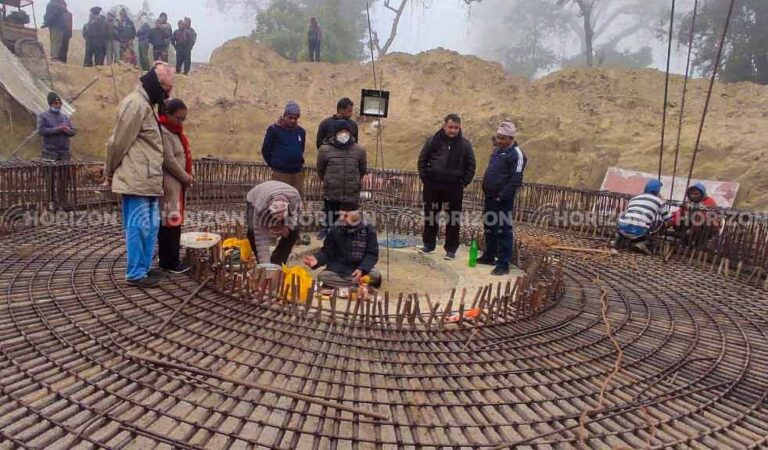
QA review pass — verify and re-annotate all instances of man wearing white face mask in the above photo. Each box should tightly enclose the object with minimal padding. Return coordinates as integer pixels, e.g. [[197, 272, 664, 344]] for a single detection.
[[317, 120, 367, 239], [38, 92, 76, 161]]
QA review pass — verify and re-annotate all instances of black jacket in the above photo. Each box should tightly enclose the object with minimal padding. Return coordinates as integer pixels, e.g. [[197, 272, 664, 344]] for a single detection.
[[316, 115, 359, 149], [313, 223, 379, 276], [418, 129, 476, 186], [482, 143, 527, 199], [317, 138, 367, 206]]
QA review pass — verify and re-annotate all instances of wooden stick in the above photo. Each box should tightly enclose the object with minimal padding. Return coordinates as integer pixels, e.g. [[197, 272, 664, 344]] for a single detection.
[[126, 352, 390, 421]]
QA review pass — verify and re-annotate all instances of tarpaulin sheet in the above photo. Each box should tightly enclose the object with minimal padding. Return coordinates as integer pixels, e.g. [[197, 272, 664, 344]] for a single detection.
[[601, 166, 739, 207], [0, 42, 74, 116]]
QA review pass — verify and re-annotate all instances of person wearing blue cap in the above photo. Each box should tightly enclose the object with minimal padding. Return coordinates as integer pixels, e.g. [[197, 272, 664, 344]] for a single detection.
[[613, 179, 672, 255], [261, 101, 307, 196]]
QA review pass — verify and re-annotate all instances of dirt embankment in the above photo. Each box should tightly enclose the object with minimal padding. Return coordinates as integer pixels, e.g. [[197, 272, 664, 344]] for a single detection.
[[4, 35, 768, 210]]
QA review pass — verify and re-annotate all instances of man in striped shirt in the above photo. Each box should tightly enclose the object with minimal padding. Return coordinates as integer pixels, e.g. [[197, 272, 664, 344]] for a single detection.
[[614, 179, 672, 255]]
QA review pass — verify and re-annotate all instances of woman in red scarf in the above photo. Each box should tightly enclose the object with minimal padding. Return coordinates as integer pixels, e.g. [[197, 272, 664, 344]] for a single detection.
[[158, 98, 194, 273]]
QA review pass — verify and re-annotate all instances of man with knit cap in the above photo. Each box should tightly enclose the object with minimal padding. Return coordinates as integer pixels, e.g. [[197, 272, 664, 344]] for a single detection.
[[246, 180, 302, 265], [105, 62, 175, 288], [262, 101, 307, 196], [614, 179, 672, 255], [478, 120, 526, 276], [38, 92, 76, 161]]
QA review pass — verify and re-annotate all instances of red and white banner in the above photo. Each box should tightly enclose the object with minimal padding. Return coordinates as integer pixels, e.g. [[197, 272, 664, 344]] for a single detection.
[[601, 167, 739, 208]]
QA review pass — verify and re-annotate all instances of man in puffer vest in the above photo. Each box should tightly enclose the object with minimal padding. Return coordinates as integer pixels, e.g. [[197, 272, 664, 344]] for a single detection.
[[316, 120, 367, 239]]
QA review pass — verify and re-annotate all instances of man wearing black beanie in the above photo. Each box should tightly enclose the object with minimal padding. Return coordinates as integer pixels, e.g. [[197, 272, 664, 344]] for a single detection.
[[37, 92, 76, 161]]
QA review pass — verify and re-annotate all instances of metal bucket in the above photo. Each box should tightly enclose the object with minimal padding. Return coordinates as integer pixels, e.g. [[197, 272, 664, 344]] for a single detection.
[[256, 263, 282, 292]]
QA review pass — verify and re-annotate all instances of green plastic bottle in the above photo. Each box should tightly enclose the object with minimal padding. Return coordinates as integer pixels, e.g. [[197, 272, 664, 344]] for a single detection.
[[468, 239, 478, 267]]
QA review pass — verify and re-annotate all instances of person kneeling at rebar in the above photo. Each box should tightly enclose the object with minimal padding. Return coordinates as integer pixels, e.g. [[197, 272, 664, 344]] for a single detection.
[[613, 179, 672, 255], [246, 181, 301, 265], [303, 208, 379, 289]]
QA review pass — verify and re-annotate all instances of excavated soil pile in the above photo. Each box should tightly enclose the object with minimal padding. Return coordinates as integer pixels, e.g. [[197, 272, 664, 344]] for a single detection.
[[5, 34, 768, 209]]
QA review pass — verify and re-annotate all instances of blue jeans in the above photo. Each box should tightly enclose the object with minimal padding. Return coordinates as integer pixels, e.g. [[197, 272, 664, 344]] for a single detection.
[[483, 195, 515, 269], [122, 195, 159, 281]]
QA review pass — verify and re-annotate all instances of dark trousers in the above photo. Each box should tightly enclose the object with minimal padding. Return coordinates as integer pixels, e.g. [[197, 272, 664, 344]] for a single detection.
[[138, 42, 151, 71], [323, 199, 341, 233], [59, 34, 71, 62], [153, 46, 169, 63], [247, 228, 300, 266], [158, 225, 182, 270], [308, 40, 321, 62], [483, 194, 516, 269], [422, 181, 464, 253], [175, 47, 192, 74], [84, 40, 106, 66]]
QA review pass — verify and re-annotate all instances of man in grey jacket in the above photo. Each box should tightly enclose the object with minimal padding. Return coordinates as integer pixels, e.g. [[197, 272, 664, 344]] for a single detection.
[[38, 92, 76, 161], [246, 180, 302, 265]]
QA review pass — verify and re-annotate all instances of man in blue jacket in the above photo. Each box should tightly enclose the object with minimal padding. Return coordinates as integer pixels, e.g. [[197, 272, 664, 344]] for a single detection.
[[478, 120, 526, 276], [37, 92, 76, 161], [262, 101, 307, 196]]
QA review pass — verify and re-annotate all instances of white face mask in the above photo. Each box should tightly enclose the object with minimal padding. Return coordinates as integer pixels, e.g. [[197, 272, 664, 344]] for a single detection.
[[336, 133, 351, 144]]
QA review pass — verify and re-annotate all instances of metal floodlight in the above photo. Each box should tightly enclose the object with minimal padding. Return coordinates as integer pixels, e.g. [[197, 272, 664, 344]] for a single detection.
[[360, 89, 390, 118]]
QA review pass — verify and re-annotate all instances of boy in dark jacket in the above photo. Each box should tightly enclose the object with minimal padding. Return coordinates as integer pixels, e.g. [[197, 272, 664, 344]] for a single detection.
[[149, 15, 172, 62], [83, 7, 108, 66], [136, 15, 151, 71], [478, 120, 526, 276], [317, 120, 367, 238], [304, 209, 379, 289], [417, 114, 476, 260], [316, 97, 359, 149], [262, 102, 307, 196]]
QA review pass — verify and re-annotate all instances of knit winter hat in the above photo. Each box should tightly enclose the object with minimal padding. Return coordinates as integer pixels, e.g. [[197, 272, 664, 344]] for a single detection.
[[269, 195, 289, 219], [644, 179, 663, 196], [497, 120, 517, 137], [90, 6, 101, 14], [284, 101, 301, 117], [333, 119, 352, 134], [47, 92, 61, 105]]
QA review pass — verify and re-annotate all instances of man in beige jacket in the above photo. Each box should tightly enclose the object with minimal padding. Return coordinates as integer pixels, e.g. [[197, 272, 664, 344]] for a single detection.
[[105, 62, 175, 288]]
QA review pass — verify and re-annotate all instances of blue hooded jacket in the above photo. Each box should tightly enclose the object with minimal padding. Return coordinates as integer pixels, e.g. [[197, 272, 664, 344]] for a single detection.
[[689, 182, 707, 198]]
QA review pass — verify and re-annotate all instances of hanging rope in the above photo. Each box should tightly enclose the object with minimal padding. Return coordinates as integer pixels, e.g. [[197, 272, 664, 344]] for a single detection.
[[685, 0, 737, 192], [669, 0, 699, 202], [658, 0, 677, 180]]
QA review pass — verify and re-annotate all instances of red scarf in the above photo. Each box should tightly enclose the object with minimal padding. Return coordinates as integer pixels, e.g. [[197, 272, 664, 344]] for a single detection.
[[159, 115, 192, 174]]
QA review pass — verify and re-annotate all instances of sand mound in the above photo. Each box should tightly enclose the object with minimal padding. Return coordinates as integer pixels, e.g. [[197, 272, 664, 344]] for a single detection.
[[4, 36, 768, 210]]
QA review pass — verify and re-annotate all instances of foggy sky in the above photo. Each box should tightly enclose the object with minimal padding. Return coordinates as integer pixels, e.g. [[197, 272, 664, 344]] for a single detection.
[[36, 0, 687, 72]]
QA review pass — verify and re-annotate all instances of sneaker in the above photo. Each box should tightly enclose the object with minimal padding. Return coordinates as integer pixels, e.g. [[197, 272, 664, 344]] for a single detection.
[[634, 241, 652, 256], [127, 276, 161, 288], [476, 256, 496, 266], [167, 263, 191, 274], [146, 268, 165, 279], [444, 252, 456, 261], [491, 266, 510, 276], [417, 246, 436, 255]]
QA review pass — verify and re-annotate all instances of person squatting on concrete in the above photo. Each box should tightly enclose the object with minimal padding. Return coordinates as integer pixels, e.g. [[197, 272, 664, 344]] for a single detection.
[[38, 92, 76, 161], [417, 113, 476, 260], [307, 17, 322, 62], [42, 0, 70, 62], [158, 98, 194, 274], [304, 209, 379, 289], [478, 120, 527, 276], [149, 13, 172, 63], [246, 181, 302, 266], [316, 97, 359, 150], [317, 120, 367, 239], [614, 179, 672, 255], [83, 7, 108, 67], [104, 62, 175, 288], [262, 101, 306, 196]]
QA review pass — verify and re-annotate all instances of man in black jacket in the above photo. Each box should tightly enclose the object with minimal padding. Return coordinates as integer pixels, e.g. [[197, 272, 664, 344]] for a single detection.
[[304, 209, 379, 289], [417, 114, 476, 260], [316, 97, 359, 149], [478, 120, 527, 276]]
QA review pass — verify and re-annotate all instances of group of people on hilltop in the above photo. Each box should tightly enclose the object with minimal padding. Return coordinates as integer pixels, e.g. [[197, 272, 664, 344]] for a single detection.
[[42, 2, 196, 74]]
